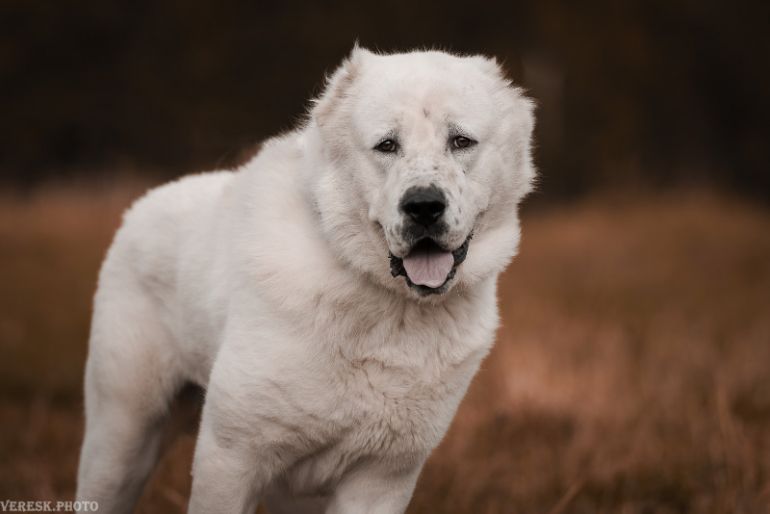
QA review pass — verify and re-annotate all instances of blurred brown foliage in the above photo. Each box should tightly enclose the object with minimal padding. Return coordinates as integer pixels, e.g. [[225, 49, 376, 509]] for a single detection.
[[1, 183, 768, 512], [2, 0, 769, 199]]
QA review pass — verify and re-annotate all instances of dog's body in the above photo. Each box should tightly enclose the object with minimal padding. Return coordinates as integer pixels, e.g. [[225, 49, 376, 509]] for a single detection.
[[76, 48, 535, 514]]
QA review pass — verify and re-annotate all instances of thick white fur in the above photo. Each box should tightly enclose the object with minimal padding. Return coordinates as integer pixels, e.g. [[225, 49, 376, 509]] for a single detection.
[[76, 47, 535, 514]]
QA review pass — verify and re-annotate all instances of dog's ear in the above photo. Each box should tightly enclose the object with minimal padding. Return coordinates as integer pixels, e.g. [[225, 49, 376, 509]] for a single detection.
[[505, 88, 537, 198], [312, 45, 372, 127], [468, 55, 506, 81], [471, 55, 537, 199]]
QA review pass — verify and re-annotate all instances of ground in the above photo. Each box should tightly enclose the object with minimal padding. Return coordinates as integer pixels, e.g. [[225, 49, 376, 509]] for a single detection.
[[1, 182, 768, 513]]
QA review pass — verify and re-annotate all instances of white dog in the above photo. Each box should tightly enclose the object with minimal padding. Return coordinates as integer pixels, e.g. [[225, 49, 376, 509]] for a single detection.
[[76, 47, 535, 514]]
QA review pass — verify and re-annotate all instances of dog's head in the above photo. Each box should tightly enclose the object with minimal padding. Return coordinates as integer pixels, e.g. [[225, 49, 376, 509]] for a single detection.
[[306, 47, 535, 300]]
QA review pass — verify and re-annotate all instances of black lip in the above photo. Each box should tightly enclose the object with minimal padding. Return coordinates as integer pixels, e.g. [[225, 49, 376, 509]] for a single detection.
[[389, 233, 472, 295]]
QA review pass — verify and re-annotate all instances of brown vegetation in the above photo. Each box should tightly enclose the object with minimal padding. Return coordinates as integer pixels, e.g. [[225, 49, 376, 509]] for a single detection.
[[1, 184, 768, 513]]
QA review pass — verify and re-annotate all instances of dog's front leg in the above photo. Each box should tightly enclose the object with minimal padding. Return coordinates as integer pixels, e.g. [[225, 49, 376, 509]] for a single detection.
[[326, 461, 425, 514], [187, 408, 265, 514], [187, 329, 307, 514], [187, 362, 278, 513]]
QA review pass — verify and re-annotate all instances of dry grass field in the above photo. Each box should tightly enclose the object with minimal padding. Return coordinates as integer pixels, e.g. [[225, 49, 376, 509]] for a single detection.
[[1, 182, 768, 513]]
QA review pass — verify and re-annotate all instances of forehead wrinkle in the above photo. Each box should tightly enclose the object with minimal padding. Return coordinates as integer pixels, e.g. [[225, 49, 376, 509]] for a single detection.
[[402, 111, 445, 152]]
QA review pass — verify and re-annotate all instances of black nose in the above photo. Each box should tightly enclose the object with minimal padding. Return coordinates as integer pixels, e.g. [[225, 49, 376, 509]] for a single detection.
[[400, 186, 447, 227]]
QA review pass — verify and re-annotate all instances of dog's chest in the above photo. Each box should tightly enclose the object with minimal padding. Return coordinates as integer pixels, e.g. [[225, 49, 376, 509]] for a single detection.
[[269, 291, 497, 495], [280, 340, 483, 496], [338, 356, 458, 450], [333, 318, 480, 440]]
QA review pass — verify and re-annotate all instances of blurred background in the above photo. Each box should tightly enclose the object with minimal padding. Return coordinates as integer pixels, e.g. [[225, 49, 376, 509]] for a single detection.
[[1, 1, 769, 513]]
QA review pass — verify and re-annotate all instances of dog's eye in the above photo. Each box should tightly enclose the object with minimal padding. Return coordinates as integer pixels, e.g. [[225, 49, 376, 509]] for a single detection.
[[451, 135, 476, 150], [374, 139, 398, 153]]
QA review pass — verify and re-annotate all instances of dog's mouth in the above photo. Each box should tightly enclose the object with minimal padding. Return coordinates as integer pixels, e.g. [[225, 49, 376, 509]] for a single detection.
[[389, 234, 471, 295]]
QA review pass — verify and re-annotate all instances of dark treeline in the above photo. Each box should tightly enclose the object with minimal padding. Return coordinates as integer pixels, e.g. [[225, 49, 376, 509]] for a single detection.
[[1, 0, 768, 199]]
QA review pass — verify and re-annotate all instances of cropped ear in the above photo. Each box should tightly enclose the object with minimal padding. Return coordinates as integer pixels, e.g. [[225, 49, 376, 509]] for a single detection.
[[311, 45, 373, 127], [468, 54, 506, 80], [506, 89, 537, 198], [471, 55, 537, 199], [467, 54, 535, 130]]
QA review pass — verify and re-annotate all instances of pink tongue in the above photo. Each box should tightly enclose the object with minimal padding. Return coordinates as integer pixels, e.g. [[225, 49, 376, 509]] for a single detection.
[[402, 249, 455, 288]]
